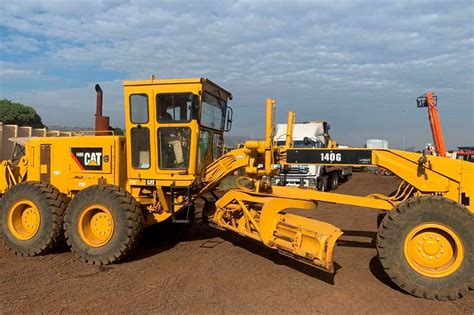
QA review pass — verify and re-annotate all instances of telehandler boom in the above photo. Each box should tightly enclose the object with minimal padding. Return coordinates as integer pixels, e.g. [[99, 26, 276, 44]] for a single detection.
[[0, 78, 472, 301]]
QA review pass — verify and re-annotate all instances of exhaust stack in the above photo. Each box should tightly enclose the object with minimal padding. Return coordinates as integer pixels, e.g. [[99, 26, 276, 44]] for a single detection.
[[94, 84, 110, 134]]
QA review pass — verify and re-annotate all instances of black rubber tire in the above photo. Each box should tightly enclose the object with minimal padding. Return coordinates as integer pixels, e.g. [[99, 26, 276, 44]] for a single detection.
[[328, 173, 339, 191], [0, 182, 68, 256], [377, 196, 473, 300], [64, 184, 144, 265], [317, 178, 327, 192], [376, 211, 387, 228]]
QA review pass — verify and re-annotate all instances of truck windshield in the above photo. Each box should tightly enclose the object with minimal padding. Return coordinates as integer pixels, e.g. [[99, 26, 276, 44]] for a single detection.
[[201, 92, 226, 130], [276, 140, 324, 148]]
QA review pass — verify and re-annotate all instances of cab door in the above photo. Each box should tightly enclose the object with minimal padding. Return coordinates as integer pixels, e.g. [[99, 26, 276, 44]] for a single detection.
[[124, 85, 157, 180]]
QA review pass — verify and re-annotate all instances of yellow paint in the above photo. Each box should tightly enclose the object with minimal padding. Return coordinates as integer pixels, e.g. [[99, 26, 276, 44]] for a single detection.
[[285, 111, 295, 147], [0, 77, 472, 279], [212, 188, 343, 271], [78, 205, 114, 247], [7, 200, 41, 240], [264, 98, 275, 176], [403, 223, 464, 278], [279, 147, 473, 213]]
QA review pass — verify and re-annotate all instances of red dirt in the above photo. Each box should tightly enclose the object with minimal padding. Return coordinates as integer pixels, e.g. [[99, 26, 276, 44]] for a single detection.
[[1, 173, 472, 313]]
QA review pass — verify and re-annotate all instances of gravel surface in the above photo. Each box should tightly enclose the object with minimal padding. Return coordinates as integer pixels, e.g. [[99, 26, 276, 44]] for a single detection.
[[1, 173, 472, 314]]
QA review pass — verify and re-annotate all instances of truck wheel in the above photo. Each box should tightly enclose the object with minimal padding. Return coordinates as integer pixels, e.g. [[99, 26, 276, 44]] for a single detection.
[[0, 182, 67, 256], [317, 178, 327, 192], [64, 185, 144, 265], [328, 173, 339, 190], [377, 196, 473, 300]]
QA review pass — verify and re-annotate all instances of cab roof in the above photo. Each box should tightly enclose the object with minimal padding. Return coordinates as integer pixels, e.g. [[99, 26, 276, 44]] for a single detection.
[[123, 77, 232, 100]]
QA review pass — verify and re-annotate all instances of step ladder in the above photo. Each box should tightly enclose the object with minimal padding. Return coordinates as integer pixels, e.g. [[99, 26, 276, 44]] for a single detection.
[[169, 183, 194, 224]]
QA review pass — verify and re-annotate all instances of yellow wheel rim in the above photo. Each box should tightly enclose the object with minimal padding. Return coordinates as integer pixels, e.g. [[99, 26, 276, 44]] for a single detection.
[[7, 200, 41, 240], [404, 223, 464, 278], [78, 205, 114, 247]]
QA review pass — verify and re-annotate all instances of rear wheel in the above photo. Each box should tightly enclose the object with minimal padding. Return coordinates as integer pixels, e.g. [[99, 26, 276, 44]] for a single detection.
[[377, 196, 473, 300], [317, 177, 327, 192], [64, 184, 143, 265], [0, 182, 67, 256], [328, 173, 339, 190]]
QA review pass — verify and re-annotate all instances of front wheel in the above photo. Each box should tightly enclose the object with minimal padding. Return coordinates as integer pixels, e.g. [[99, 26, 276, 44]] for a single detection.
[[377, 196, 473, 300], [0, 182, 67, 256], [64, 185, 144, 265]]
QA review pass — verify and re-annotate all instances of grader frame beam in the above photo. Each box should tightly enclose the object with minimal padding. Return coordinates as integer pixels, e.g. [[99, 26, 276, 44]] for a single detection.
[[283, 148, 473, 210]]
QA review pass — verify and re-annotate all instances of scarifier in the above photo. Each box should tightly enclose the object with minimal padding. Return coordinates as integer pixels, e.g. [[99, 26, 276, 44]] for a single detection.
[[0, 77, 472, 300]]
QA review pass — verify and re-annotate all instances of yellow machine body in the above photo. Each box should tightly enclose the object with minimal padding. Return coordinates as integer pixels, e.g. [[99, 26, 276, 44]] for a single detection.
[[23, 136, 126, 193], [0, 79, 472, 301]]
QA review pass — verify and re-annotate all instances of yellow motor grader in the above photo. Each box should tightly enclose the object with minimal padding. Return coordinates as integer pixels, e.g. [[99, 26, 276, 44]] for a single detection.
[[0, 78, 472, 301]]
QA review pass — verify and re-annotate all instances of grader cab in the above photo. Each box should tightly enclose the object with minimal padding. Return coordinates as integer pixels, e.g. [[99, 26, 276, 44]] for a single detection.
[[0, 78, 472, 301]]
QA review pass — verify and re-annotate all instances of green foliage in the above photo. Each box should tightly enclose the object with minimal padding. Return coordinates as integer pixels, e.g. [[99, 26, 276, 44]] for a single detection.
[[113, 127, 124, 135], [0, 99, 44, 128]]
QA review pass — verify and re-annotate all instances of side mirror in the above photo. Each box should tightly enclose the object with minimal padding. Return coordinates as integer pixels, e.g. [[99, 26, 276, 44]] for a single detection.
[[224, 106, 233, 132]]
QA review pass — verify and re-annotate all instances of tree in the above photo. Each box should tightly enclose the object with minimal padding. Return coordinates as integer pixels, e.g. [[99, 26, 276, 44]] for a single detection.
[[112, 127, 124, 135], [0, 99, 44, 128]]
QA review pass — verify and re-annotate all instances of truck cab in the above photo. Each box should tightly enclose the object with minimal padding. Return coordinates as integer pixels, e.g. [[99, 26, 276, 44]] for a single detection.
[[273, 121, 351, 191]]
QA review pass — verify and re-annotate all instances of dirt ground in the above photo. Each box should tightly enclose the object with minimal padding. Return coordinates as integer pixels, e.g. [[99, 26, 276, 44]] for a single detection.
[[0, 173, 472, 314]]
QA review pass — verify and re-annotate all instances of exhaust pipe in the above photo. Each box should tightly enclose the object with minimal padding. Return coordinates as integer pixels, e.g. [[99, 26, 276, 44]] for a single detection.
[[94, 83, 110, 134]]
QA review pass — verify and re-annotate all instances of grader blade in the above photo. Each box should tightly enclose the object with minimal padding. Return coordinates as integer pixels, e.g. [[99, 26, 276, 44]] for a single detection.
[[269, 213, 343, 272], [211, 190, 343, 272]]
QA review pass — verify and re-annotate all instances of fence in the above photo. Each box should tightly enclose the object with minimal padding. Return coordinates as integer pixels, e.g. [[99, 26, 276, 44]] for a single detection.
[[0, 122, 73, 161]]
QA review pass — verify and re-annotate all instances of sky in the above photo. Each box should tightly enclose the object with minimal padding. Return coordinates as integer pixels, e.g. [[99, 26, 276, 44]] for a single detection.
[[0, 0, 473, 149]]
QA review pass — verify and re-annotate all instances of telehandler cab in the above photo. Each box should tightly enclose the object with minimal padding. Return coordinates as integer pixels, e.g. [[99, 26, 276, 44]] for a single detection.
[[0, 78, 472, 301]]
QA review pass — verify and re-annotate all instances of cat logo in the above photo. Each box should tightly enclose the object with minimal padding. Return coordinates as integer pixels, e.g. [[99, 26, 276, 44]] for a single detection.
[[71, 148, 103, 171]]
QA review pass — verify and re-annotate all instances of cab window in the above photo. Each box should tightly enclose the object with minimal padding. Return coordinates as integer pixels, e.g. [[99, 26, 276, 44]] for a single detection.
[[197, 130, 212, 174], [131, 127, 150, 169], [213, 133, 223, 160], [157, 93, 194, 122], [158, 127, 191, 169], [130, 94, 148, 124], [201, 92, 226, 130]]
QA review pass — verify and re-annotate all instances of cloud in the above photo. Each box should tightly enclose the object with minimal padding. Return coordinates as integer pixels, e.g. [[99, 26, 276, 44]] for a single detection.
[[0, 61, 40, 78], [0, 0, 473, 148], [0, 36, 41, 53]]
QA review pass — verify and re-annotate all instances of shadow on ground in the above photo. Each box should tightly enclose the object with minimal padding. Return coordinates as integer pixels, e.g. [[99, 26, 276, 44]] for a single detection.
[[129, 219, 339, 285]]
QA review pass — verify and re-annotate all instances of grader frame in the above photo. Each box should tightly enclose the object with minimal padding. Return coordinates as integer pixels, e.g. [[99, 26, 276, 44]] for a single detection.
[[0, 79, 472, 301]]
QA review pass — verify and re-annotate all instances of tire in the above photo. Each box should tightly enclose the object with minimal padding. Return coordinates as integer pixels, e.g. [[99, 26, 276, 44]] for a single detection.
[[0, 182, 67, 256], [317, 178, 327, 192], [64, 184, 144, 265], [328, 173, 339, 191], [376, 211, 387, 228], [377, 196, 473, 300]]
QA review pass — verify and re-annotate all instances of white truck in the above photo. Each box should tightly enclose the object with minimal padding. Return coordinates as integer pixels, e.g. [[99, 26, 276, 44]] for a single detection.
[[273, 121, 351, 191]]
